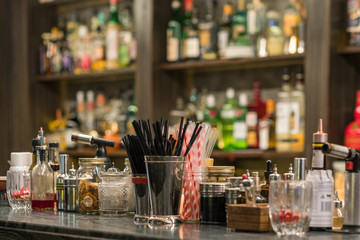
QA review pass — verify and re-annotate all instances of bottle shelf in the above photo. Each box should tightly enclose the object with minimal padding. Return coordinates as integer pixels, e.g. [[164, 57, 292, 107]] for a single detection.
[[34, 66, 136, 83], [160, 54, 305, 72], [337, 46, 360, 55], [211, 149, 303, 160], [61, 148, 127, 158]]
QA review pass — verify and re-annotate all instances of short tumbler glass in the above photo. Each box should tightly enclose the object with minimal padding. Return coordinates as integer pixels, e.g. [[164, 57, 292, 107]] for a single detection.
[[6, 170, 31, 210], [269, 180, 312, 236]]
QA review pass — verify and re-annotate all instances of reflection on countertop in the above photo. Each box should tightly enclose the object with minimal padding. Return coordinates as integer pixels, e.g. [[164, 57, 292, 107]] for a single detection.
[[0, 207, 359, 240]]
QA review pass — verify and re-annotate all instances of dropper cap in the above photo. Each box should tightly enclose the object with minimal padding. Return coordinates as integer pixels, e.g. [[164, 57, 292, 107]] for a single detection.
[[264, 160, 273, 180], [313, 119, 328, 143], [269, 164, 280, 181]]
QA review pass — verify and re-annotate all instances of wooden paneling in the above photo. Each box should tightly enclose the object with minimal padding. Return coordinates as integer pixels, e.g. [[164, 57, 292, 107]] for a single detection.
[[303, 0, 331, 167]]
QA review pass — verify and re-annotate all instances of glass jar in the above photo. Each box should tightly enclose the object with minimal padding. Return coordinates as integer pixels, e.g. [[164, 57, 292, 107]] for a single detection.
[[76, 158, 105, 214], [208, 166, 235, 182], [99, 172, 129, 216], [200, 182, 231, 224]]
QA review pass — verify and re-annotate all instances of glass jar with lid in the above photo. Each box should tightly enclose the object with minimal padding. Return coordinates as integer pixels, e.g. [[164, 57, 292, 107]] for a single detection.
[[99, 171, 129, 216], [76, 158, 105, 214], [207, 166, 235, 182]]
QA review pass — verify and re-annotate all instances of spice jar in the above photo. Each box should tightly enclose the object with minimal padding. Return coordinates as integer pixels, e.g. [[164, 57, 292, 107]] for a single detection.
[[200, 182, 231, 224], [76, 158, 105, 214], [208, 166, 235, 182]]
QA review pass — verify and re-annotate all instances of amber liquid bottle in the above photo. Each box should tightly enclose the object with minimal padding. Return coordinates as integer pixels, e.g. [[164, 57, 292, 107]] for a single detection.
[[260, 160, 273, 202]]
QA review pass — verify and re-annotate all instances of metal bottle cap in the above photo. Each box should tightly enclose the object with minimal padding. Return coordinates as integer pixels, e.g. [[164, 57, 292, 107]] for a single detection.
[[269, 164, 280, 181], [313, 119, 328, 143], [294, 158, 306, 180], [284, 163, 295, 180]]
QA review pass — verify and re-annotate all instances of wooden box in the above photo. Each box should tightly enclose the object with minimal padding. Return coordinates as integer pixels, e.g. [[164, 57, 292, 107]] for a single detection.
[[227, 204, 273, 232]]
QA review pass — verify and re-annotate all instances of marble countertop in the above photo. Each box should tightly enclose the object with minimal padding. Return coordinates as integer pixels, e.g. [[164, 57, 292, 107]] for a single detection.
[[0, 207, 359, 240]]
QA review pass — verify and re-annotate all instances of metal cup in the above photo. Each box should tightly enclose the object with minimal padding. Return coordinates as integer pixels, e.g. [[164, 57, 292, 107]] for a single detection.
[[132, 174, 150, 224], [145, 156, 185, 226]]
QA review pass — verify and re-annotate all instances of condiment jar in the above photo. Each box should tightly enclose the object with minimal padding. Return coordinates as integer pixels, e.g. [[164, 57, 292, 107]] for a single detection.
[[76, 158, 105, 214], [200, 182, 231, 224], [99, 171, 129, 216], [208, 166, 235, 182]]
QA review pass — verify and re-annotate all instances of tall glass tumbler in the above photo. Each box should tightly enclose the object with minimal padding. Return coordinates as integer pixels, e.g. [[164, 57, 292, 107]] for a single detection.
[[269, 180, 313, 236], [145, 156, 185, 226], [6, 170, 31, 210], [132, 174, 150, 224]]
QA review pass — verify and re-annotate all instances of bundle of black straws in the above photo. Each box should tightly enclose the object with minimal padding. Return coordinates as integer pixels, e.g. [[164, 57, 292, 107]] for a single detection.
[[121, 117, 202, 174]]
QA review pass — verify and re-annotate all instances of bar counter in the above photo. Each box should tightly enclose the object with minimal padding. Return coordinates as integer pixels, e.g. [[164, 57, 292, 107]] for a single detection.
[[0, 207, 359, 240]]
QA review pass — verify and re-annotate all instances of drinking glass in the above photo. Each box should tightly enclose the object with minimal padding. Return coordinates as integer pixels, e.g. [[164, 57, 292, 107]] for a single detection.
[[6, 170, 31, 210], [269, 180, 312, 236]]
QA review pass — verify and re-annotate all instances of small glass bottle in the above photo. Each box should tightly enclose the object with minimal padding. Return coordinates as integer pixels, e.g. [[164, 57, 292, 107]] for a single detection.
[[260, 160, 273, 202], [56, 154, 69, 211], [284, 163, 295, 180], [30, 138, 41, 171], [31, 146, 56, 211], [269, 164, 281, 181], [49, 142, 60, 202], [333, 191, 344, 230]]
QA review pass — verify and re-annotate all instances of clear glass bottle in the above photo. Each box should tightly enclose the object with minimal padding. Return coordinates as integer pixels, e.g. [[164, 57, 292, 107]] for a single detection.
[[276, 68, 292, 152], [266, 10, 284, 56], [106, 0, 121, 70], [30, 139, 41, 171], [182, 0, 200, 60], [77, 158, 105, 214], [167, 0, 182, 62], [218, 2, 233, 59], [31, 146, 56, 211], [259, 99, 276, 150], [290, 66, 305, 152], [232, 0, 248, 44], [333, 191, 344, 230], [49, 142, 60, 199], [119, 7, 133, 67], [199, 0, 217, 60], [221, 88, 237, 151], [283, 0, 301, 54]]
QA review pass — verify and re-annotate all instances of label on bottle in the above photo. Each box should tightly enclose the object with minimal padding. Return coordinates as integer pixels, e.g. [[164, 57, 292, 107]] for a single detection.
[[106, 27, 119, 60], [267, 36, 283, 56], [259, 119, 269, 150], [119, 44, 130, 66], [276, 102, 291, 134], [246, 111, 258, 127], [247, 131, 258, 147], [185, 37, 200, 58], [218, 30, 229, 57], [233, 121, 247, 140], [283, 13, 299, 36], [290, 102, 300, 134], [200, 29, 210, 48], [221, 109, 235, 119], [56, 182, 64, 190], [312, 148, 325, 169], [306, 170, 334, 228], [247, 9, 256, 34], [167, 37, 179, 62]]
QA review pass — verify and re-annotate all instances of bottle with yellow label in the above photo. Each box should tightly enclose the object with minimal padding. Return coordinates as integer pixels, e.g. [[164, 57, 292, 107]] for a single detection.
[[283, 0, 300, 54], [106, 0, 121, 70]]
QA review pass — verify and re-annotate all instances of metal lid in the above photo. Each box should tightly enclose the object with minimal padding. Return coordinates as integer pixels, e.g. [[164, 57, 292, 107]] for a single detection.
[[79, 158, 105, 165], [36, 145, 48, 151], [200, 182, 231, 193], [49, 142, 59, 148], [227, 177, 242, 187], [294, 158, 306, 180], [208, 166, 235, 174], [225, 187, 240, 195]]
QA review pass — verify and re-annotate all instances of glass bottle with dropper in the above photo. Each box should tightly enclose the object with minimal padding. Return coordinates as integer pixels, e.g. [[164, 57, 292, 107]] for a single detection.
[[260, 160, 273, 202]]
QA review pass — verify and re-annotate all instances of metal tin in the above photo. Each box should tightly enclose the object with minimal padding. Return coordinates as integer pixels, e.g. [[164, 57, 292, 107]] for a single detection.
[[226, 177, 242, 188], [56, 154, 68, 211], [294, 158, 306, 180], [225, 187, 241, 204], [64, 167, 76, 212]]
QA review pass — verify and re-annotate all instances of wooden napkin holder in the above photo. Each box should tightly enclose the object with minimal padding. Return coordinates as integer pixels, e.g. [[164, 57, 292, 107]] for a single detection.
[[227, 203, 273, 232]]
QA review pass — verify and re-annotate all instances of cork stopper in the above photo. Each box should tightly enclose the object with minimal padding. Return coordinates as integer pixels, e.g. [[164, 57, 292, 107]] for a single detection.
[[313, 119, 328, 143]]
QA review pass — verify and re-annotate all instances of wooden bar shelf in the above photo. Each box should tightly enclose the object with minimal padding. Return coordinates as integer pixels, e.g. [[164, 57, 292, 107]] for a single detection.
[[61, 148, 302, 160], [211, 149, 303, 160], [160, 54, 305, 72], [338, 46, 360, 55], [61, 148, 128, 158], [34, 66, 136, 83]]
